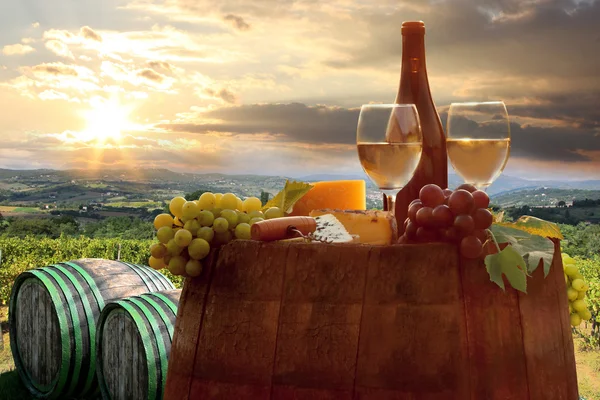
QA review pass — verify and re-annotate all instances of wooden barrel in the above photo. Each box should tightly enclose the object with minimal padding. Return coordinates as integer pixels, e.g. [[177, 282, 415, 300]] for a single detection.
[[9, 259, 175, 399], [164, 240, 579, 400], [96, 289, 181, 400]]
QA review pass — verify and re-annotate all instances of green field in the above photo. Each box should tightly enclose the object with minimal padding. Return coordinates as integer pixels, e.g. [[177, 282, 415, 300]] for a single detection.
[[0, 207, 43, 214], [104, 201, 162, 208]]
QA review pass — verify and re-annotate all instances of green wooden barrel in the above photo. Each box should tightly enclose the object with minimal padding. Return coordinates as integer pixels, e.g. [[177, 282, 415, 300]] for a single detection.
[[9, 259, 175, 399], [96, 289, 181, 400]]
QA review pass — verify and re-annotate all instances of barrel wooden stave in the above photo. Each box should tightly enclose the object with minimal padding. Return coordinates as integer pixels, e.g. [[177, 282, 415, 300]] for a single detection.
[[97, 289, 181, 400], [9, 259, 174, 399], [164, 240, 579, 400]]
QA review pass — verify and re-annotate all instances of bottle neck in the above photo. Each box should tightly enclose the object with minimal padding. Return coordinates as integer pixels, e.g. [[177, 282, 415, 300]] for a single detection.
[[400, 33, 427, 79]]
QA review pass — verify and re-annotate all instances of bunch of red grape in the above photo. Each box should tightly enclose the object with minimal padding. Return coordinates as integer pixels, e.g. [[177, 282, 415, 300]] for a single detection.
[[399, 183, 494, 259]]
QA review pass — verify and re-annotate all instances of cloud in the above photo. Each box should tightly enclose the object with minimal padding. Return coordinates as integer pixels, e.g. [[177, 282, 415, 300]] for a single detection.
[[147, 60, 175, 72], [160, 103, 359, 144], [100, 61, 176, 90], [159, 102, 600, 167], [80, 26, 103, 42], [2, 44, 35, 55], [29, 62, 83, 77], [45, 39, 74, 59], [201, 87, 237, 104], [223, 14, 251, 31], [137, 68, 165, 83]]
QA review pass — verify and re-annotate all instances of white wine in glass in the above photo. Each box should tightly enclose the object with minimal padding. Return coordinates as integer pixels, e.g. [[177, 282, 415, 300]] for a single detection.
[[357, 104, 423, 215], [446, 101, 510, 191]]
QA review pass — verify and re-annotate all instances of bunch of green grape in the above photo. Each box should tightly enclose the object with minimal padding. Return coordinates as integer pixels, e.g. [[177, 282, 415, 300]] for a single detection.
[[149, 192, 284, 277], [563, 252, 592, 327]]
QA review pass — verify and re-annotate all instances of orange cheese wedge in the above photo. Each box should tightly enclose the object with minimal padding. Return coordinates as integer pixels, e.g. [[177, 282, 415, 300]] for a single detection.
[[289, 180, 366, 216]]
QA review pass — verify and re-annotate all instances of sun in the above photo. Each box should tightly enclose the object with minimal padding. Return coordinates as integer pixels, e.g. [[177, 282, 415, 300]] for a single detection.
[[79, 99, 133, 144]]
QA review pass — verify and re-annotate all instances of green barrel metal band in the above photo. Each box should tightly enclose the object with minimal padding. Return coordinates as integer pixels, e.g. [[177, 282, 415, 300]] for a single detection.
[[62, 261, 105, 309], [120, 261, 158, 292], [95, 303, 121, 400], [144, 292, 178, 316], [126, 262, 163, 291], [130, 261, 173, 291], [9, 275, 61, 396], [50, 264, 98, 396], [116, 300, 158, 400], [138, 263, 175, 290], [139, 294, 175, 340], [128, 297, 167, 400], [28, 270, 72, 398], [42, 268, 83, 396]]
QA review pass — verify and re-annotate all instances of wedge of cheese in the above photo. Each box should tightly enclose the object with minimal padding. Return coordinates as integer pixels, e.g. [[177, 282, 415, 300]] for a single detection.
[[288, 180, 366, 216], [309, 209, 397, 245]]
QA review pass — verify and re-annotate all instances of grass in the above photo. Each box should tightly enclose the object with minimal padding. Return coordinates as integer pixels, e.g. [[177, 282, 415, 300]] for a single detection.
[[1, 305, 599, 399], [103, 201, 162, 208], [0, 306, 31, 400], [0, 206, 43, 214]]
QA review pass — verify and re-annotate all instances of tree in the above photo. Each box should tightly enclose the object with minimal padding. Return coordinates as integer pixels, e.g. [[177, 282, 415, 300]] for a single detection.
[[184, 189, 210, 201], [558, 201, 566, 207], [260, 191, 270, 206]]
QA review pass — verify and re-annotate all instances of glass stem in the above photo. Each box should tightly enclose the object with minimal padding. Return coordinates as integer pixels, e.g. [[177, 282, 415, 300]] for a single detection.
[[382, 189, 399, 215]]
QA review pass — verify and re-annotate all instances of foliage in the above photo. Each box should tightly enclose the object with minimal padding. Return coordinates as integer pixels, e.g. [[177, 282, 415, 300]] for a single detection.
[[497, 215, 563, 240], [573, 255, 600, 350], [261, 180, 313, 213], [559, 223, 600, 259], [0, 216, 155, 241], [0, 236, 183, 305], [1, 216, 79, 238], [505, 204, 600, 225], [184, 189, 209, 201], [82, 217, 154, 239], [484, 217, 558, 293]]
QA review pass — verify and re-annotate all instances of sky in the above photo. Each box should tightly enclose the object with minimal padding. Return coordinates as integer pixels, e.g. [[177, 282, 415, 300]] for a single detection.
[[0, 0, 598, 180]]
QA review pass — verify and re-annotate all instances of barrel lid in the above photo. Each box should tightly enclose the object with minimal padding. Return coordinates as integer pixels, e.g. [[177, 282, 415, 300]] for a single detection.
[[402, 21, 425, 35]]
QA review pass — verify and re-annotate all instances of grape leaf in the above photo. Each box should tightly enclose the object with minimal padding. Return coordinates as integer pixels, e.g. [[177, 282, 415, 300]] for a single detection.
[[261, 180, 313, 214], [491, 224, 555, 277], [484, 245, 528, 293], [492, 210, 505, 223], [497, 215, 563, 240]]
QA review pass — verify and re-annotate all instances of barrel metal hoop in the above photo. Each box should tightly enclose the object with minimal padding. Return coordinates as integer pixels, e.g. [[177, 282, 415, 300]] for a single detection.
[[138, 294, 175, 341], [62, 261, 105, 309], [42, 268, 84, 396], [13, 271, 71, 398], [98, 301, 159, 400], [120, 261, 160, 292], [142, 292, 177, 316], [128, 297, 168, 400], [136, 263, 175, 290], [95, 303, 123, 400], [50, 264, 98, 396]]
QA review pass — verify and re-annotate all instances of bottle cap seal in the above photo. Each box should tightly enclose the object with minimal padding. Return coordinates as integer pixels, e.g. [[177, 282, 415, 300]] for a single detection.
[[402, 21, 425, 35]]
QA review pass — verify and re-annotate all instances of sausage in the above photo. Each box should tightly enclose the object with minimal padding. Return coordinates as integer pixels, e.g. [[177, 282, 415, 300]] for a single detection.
[[250, 217, 317, 241]]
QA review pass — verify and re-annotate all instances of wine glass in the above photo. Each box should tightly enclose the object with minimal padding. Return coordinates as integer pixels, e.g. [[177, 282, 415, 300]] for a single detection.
[[446, 101, 511, 191], [357, 104, 423, 215]]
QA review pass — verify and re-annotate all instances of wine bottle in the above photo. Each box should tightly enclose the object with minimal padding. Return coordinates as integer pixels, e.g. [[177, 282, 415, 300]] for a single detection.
[[385, 21, 448, 235]]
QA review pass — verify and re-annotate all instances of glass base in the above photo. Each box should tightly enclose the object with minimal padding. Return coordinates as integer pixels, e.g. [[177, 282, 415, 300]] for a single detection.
[[381, 189, 400, 215]]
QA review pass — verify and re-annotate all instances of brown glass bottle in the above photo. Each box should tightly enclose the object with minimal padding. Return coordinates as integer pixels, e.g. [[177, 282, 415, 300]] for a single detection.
[[385, 21, 448, 235]]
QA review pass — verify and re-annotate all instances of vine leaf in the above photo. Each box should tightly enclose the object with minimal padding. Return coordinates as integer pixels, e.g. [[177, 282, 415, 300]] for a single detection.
[[491, 224, 555, 277], [261, 180, 313, 214], [497, 215, 563, 240], [492, 210, 505, 223], [484, 245, 528, 293]]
